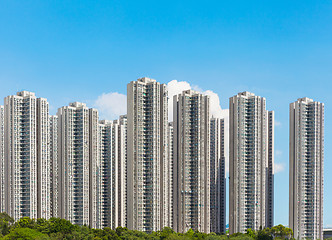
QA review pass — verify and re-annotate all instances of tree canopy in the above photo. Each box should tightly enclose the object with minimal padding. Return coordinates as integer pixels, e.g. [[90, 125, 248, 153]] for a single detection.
[[0, 213, 295, 240]]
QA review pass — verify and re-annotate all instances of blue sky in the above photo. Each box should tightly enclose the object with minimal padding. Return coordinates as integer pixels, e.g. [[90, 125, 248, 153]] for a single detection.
[[1, 0, 332, 228]]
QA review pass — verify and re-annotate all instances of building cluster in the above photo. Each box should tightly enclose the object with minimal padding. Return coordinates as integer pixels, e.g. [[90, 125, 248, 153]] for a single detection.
[[0, 77, 324, 239]]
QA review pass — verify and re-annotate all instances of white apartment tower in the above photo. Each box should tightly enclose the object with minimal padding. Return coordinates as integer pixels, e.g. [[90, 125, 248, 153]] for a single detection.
[[210, 117, 226, 234], [97, 120, 112, 228], [167, 122, 174, 229], [49, 115, 59, 218], [289, 97, 324, 240], [127, 77, 169, 232], [97, 116, 127, 229], [4, 91, 50, 220], [90, 107, 99, 228], [36, 96, 51, 219], [173, 90, 210, 233], [267, 111, 274, 228], [57, 102, 98, 227], [0, 106, 4, 213], [229, 91, 274, 234], [113, 115, 128, 228]]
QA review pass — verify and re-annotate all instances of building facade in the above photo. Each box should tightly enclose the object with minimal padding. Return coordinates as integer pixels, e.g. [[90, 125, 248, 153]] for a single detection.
[[4, 91, 50, 220], [57, 102, 98, 227], [229, 91, 274, 234], [113, 115, 128, 228], [127, 77, 169, 232], [49, 115, 59, 218], [167, 122, 174, 229], [173, 90, 210, 233], [89, 107, 99, 228], [267, 111, 274, 228], [0, 106, 4, 213], [97, 116, 127, 229], [36, 97, 51, 219], [97, 120, 112, 228], [210, 117, 226, 234], [289, 97, 324, 240]]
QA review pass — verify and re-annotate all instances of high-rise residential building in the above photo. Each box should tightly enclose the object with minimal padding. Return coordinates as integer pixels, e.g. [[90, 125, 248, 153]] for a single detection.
[[97, 119, 112, 229], [229, 91, 274, 234], [289, 97, 324, 240], [97, 116, 127, 229], [4, 91, 50, 220], [0, 106, 4, 213], [36, 96, 51, 219], [49, 115, 58, 218], [267, 111, 274, 228], [167, 122, 174, 229], [89, 107, 99, 228], [210, 117, 226, 234], [173, 90, 210, 233], [113, 115, 128, 228], [57, 102, 98, 227], [161, 120, 173, 229], [127, 77, 169, 232]]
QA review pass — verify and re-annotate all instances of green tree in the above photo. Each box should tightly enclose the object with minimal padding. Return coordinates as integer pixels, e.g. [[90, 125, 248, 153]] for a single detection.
[[257, 228, 272, 240], [271, 225, 293, 239], [0, 213, 14, 224], [0, 212, 14, 236], [193, 229, 208, 240], [230, 232, 255, 240], [160, 227, 175, 239], [3, 227, 50, 240], [115, 226, 128, 237], [93, 227, 119, 240], [42, 217, 76, 235], [185, 228, 195, 238], [247, 228, 257, 239], [13, 217, 37, 229]]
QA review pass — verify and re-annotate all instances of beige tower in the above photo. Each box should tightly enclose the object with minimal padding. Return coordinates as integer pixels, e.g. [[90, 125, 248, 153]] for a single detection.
[[4, 91, 50, 220], [210, 117, 226, 234], [167, 122, 174, 229], [96, 120, 112, 228], [289, 97, 324, 240], [229, 91, 274, 234], [127, 77, 168, 232], [267, 111, 274, 228], [57, 102, 98, 227], [113, 115, 128, 228], [97, 116, 127, 229], [49, 115, 59, 218], [0, 106, 4, 213], [173, 90, 210, 233]]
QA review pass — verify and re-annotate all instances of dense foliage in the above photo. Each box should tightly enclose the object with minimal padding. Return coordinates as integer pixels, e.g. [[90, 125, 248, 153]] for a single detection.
[[0, 213, 294, 240]]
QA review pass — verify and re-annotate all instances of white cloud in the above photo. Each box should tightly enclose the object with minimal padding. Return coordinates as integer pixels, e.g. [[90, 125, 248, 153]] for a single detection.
[[275, 150, 282, 156], [274, 151, 285, 173], [275, 120, 282, 127], [167, 80, 192, 120], [94, 92, 127, 120], [167, 80, 229, 172], [274, 162, 285, 173]]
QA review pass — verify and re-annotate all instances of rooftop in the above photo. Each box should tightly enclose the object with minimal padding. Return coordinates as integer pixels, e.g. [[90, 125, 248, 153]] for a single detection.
[[137, 77, 156, 83], [69, 102, 87, 108], [297, 97, 314, 103], [238, 91, 255, 97], [182, 89, 201, 96], [17, 91, 36, 97]]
